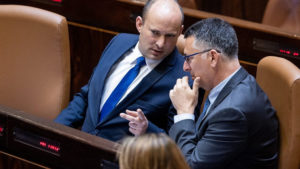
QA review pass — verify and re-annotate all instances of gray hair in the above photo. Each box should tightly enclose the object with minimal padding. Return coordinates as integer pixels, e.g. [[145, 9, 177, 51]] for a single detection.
[[184, 18, 238, 59]]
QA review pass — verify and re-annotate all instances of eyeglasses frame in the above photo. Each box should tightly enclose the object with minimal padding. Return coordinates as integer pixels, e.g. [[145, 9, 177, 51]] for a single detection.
[[184, 49, 221, 64]]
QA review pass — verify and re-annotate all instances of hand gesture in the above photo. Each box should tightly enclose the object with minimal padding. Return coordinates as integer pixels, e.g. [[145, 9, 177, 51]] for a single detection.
[[120, 108, 148, 136]]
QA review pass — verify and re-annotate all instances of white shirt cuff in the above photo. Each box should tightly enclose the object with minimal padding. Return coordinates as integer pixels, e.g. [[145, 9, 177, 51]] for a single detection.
[[174, 113, 195, 123]]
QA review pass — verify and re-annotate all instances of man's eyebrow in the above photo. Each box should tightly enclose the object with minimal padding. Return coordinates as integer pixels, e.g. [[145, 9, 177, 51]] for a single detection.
[[166, 33, 177, 36]]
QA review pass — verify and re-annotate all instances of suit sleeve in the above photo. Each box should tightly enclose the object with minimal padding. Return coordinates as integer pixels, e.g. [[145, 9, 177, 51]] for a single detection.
[[54, 84, 88, 128], [144, 103, 176, 133], [54, 34, 122, 128], [169, 108, 248, 169]]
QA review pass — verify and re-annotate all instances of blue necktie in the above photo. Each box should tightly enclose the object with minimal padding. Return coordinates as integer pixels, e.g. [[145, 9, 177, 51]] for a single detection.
[[100, 57, 146, 122], [199, 98, 210, 121]]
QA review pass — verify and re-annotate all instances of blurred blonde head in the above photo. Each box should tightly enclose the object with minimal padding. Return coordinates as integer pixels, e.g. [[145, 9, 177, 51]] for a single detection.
[[118, 133, 190, 169]]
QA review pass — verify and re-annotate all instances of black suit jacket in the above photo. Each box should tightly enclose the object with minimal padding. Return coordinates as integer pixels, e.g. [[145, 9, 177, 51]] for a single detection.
[[169, 67, 279, 169]]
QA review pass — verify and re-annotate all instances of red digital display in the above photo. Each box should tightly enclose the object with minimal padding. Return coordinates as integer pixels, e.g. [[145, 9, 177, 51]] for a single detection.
[[279, 49, 299, 57], [52, 0, 62, 2], [39, 141, 60, 152], [48, 144, 60, 152], [0, 126, 4, 136], [14, 128, 61, 156], [253, 38, 300, 58], [40, 141, 47, 147]]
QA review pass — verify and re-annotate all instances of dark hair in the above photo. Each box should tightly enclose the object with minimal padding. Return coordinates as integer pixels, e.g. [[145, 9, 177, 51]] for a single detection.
[[184, 18, 238, 59], [142, 0, 184, 24]]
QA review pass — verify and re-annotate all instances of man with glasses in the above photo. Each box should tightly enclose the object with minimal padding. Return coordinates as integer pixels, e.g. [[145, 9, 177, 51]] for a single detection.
[[169, 18, 279, 169]]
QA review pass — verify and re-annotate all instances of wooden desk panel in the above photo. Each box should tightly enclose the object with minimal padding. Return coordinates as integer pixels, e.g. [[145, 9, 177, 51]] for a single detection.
[[0, 105, 119, 169], [0, 151, 49, 169]]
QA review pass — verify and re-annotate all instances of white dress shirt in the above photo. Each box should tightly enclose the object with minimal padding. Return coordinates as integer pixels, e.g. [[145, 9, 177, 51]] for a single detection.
[[100, 42, 163, 111]]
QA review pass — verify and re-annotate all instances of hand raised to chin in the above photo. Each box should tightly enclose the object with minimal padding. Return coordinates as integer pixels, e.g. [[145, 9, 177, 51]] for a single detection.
[[169, 76, 200, 115]]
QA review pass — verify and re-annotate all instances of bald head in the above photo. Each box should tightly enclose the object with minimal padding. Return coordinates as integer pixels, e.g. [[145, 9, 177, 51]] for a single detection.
[[142, 0, 184, 24], [135, 0, 183, 60]]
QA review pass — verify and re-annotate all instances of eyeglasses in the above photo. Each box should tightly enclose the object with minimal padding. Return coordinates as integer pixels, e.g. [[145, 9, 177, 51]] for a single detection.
[[184, 49, 221, 64]]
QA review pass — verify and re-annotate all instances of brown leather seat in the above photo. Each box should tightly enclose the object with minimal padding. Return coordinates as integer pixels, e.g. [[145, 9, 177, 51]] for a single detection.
[[256, 56, 300, 169], [0, 5, 70, 120], [262, 0, 300, 34], [177, 0, 197, 9]]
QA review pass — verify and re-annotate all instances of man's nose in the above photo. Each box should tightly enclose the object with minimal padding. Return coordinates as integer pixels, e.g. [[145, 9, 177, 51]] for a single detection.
[[183, 61, 191, 72], [156, 36, 165, 48]]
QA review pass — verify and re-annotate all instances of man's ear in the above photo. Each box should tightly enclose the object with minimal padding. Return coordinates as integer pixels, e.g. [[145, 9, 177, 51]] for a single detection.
[[179, 25, 184, 35], [136, 16, 143, 33], [210, 50, 220, 68]]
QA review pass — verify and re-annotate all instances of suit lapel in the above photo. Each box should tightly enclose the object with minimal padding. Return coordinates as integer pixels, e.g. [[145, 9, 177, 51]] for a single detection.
[[196, 67, 249, 129], [99, 50, 177, 125], [92, 53, 123, 125], [92, 34, 138, 125]]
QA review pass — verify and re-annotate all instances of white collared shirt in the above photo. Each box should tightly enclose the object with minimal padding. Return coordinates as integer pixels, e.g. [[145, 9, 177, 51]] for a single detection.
[[174, 67, 241, 123], [100, 42, 163, 111]]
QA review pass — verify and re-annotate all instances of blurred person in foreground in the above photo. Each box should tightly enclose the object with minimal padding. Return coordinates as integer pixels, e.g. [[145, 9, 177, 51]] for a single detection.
[[118, 133, 190, 169]]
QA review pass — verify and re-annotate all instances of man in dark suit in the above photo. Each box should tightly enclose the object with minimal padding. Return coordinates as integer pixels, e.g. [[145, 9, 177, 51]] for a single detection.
[[55, 0, 187, 142], [169, 18, 279, 169]]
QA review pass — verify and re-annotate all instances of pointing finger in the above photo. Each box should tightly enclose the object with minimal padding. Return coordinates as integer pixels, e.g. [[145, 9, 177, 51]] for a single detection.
[[120, 113, 135, 121], [126, 109, 138, 117]]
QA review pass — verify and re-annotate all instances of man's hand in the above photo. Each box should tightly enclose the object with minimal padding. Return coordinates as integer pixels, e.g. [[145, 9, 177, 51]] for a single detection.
[[169, 76, 200, 115], [120, 109, 148, 136]]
